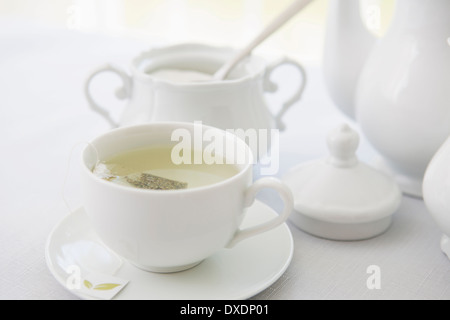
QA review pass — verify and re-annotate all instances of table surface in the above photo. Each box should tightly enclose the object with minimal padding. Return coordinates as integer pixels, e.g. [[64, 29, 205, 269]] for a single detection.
[[1, 18, 449, 300]]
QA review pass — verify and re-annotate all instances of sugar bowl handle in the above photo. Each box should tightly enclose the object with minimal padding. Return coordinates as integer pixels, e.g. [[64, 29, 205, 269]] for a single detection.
[[226, 177, 293, 248], [264, 57, 307, 131], [84, 64, 132, 128]]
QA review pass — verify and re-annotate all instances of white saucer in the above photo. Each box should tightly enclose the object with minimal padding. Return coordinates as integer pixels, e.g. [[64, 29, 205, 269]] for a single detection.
[[45, 200, 294, 300]]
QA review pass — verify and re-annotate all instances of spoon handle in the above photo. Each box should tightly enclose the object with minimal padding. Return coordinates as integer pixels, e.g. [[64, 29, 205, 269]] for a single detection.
[[213, 0, 314, 80]]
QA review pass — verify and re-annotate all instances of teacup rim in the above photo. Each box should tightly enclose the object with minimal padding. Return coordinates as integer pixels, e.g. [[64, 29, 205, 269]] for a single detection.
[[129, 43, 267, 87], [82, 122, 254, 195]]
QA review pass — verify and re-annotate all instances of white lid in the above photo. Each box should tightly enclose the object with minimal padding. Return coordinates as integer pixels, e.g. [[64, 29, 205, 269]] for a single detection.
[[283, 124, 402, 224]]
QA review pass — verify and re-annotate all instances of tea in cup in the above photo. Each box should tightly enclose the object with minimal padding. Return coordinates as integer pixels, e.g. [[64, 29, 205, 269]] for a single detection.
[[81, 122, 293, 273]]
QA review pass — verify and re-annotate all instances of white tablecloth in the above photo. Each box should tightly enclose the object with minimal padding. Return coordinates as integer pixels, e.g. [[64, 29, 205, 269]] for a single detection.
[[1, 18, 449, 300]]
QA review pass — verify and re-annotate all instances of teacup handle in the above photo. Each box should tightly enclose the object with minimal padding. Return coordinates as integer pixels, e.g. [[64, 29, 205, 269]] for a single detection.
[[264, 57, 307, 131], [84, 64, 132, 128], [226, 177, 293, 248]]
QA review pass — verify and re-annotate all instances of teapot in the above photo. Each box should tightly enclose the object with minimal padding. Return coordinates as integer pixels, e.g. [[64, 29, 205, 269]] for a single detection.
[[423, 133, 450, 260], [323, 0, 450, 197]]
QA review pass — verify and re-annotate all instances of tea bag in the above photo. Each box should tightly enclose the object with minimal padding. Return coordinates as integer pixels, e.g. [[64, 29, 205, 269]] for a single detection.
[[93, 162, 188, 190], [125, 172, 188, 190]]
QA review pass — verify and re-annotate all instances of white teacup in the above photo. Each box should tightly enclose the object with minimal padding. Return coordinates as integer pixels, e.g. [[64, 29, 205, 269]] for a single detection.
[[81, 122, 293, 273]]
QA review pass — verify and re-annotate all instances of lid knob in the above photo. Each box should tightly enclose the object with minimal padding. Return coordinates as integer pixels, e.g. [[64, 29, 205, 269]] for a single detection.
[[326, 124, 359, 168]]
